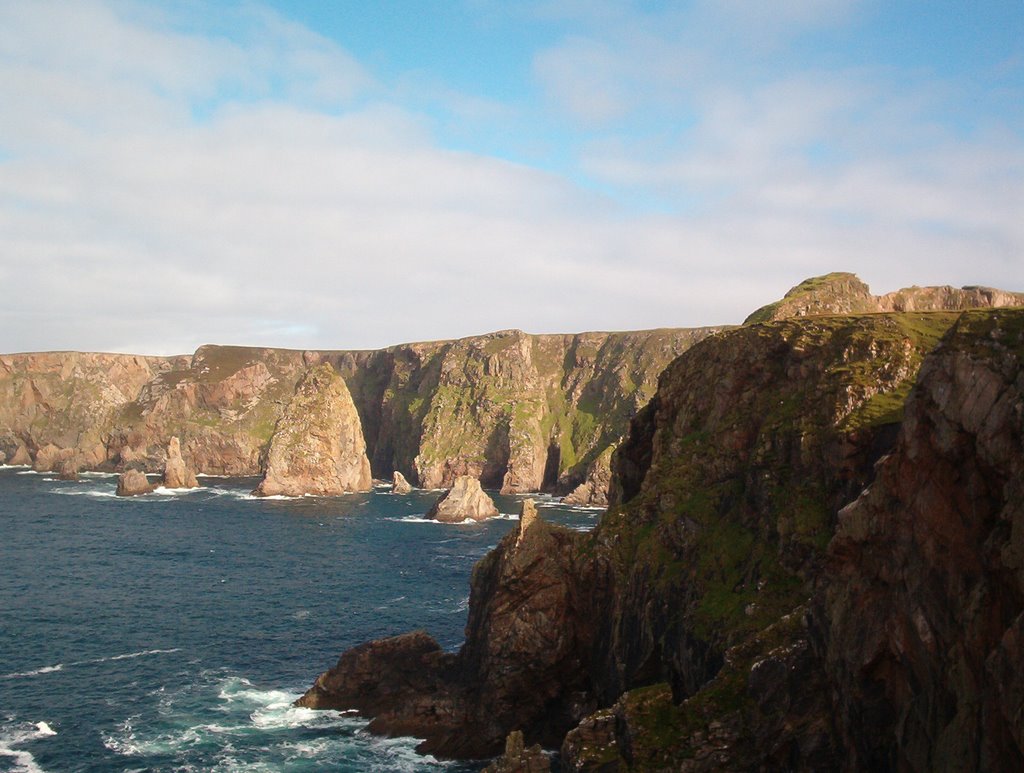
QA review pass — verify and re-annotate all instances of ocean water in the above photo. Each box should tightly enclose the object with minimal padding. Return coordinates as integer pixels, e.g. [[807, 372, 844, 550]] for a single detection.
[[0, 467, 600, 772]]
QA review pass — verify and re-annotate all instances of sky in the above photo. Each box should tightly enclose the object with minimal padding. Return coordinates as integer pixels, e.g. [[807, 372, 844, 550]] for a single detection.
[[0, 0, 1021, 355]]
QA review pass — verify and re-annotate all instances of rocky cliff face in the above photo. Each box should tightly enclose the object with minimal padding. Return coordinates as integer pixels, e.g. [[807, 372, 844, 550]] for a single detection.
[[295, 305, 1024, 770], [822, 309, 1024, 772], [253, 364, 372, 497], [0, 328, 721, 493]]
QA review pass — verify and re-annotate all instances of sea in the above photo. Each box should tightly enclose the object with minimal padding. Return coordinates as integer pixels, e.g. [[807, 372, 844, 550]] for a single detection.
[[0, 466, 601, 772]]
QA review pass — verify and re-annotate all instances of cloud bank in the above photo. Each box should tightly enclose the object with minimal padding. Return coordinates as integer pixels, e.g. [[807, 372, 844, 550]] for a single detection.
[[0, 0, 1020, 354]]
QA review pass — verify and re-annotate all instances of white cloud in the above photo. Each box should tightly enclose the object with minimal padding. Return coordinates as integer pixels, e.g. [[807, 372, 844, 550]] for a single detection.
[[0, 0, 1020, 356]]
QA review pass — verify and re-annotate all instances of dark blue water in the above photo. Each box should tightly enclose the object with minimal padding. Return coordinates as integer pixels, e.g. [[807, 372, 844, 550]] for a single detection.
[[0, 468, 600, 772]]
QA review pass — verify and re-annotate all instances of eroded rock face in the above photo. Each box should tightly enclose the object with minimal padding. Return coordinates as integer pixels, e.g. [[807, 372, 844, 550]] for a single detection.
[[821, 309, 1024, 772], [253, 364, 372, 497], [425, 475, 499, 522], [162, 436, 198, 489], [33, 443, 73, 472], [391, 470, 412, 494], [562, 445, 613, 507], [116, 469, 153, 496]]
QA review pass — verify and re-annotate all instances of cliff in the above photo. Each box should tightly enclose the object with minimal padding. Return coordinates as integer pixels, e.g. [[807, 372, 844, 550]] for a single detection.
[[0, 328, 723, 496], [253, 364, 372, 497], [295, 305, 1024, 770]]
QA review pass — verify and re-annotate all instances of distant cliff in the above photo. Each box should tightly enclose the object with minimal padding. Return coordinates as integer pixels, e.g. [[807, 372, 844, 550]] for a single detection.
[[0, 328, 722, 494]]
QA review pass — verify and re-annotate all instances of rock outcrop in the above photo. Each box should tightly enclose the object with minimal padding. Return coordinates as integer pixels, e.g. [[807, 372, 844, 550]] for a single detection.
[[116, 469, 153, 496], [562, 445, 613, 506], [253, 364, 372, 497], [161, 436, 198, 489], [391, 470, 412, 494], [296, 499, 591, 758], [745, 272, 1024, 325], [425, 475, 499, 523]]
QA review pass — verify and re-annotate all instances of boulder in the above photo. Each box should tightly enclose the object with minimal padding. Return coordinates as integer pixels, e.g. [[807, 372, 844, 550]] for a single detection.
[[391, 470, 413, 495], [426, 475, 499, 522], [57, 458, 80, 481], [162, 436, 198, 489], [253, 364, 372, 497], [116, 469, 153, 496]]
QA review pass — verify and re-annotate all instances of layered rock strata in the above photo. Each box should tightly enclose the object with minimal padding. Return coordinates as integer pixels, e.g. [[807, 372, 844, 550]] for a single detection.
[[425, 475, 499, 523], [253, 364, 372, 497]]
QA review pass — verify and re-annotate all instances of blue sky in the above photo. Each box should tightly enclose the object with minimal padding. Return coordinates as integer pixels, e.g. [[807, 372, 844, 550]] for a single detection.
[[0, 0, 1020, 353]]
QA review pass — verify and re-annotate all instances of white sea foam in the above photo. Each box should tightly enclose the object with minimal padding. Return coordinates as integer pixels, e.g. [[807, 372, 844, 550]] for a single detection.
[[1, 664, 63, 679], [0, 719, 57, 773], [0, 464, 31, 470], [15, 470, 43, 475], [3, 648, 179, 679]]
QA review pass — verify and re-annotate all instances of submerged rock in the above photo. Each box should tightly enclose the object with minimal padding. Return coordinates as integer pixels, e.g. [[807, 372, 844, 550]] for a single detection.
[[253, 364, 372, 497], [391, 470, 413, 494], [162, 436, 199, 489], [116, 469, 153, 496], [425, 475, 498, 522]]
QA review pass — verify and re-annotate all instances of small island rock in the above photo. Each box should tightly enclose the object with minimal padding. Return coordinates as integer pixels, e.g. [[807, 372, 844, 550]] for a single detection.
[[162, 436, 199, 489], [57, 458, 80, 481], [392, 470, 413, 494], [426, 475, 499, 523], [483, 730, 551, 773], [116, 469, 154, 496]]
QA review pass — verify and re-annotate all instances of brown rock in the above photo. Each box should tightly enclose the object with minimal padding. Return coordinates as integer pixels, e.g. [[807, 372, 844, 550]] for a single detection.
[[562, 445, 613, 507], [116, 469, 154, 496], [391, 470, 413, 494], [425, 475, 499, 522], [162, 436, 198, 489], [32, 443, 73, 472], [57, 458, 80, 481], [9, 443, 31, 466], [253, 364, 372, 497]]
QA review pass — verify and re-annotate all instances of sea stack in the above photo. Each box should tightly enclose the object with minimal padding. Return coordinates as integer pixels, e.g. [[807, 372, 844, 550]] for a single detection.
[[116, 469, 154, 496], [253, 363, 372, 497], [162, 436, 199, 489], [391, 470, 413, 494], [426, 475, 499, 523]]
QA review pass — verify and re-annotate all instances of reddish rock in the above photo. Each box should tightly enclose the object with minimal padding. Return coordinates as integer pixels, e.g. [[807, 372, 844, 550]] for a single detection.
[[391, 470, 413, 494], [162, 436, 198, 489], [116, 469, 154, 496]]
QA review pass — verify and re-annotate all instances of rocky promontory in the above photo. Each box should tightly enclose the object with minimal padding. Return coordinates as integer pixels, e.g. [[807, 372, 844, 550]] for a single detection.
[[296, 303, 1024, 770], [425, 475, 499, 522], [253, 364, 372, 497]]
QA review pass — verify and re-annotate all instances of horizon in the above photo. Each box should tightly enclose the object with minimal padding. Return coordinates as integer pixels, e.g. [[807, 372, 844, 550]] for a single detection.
[[1, 1, 1021, 355]]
